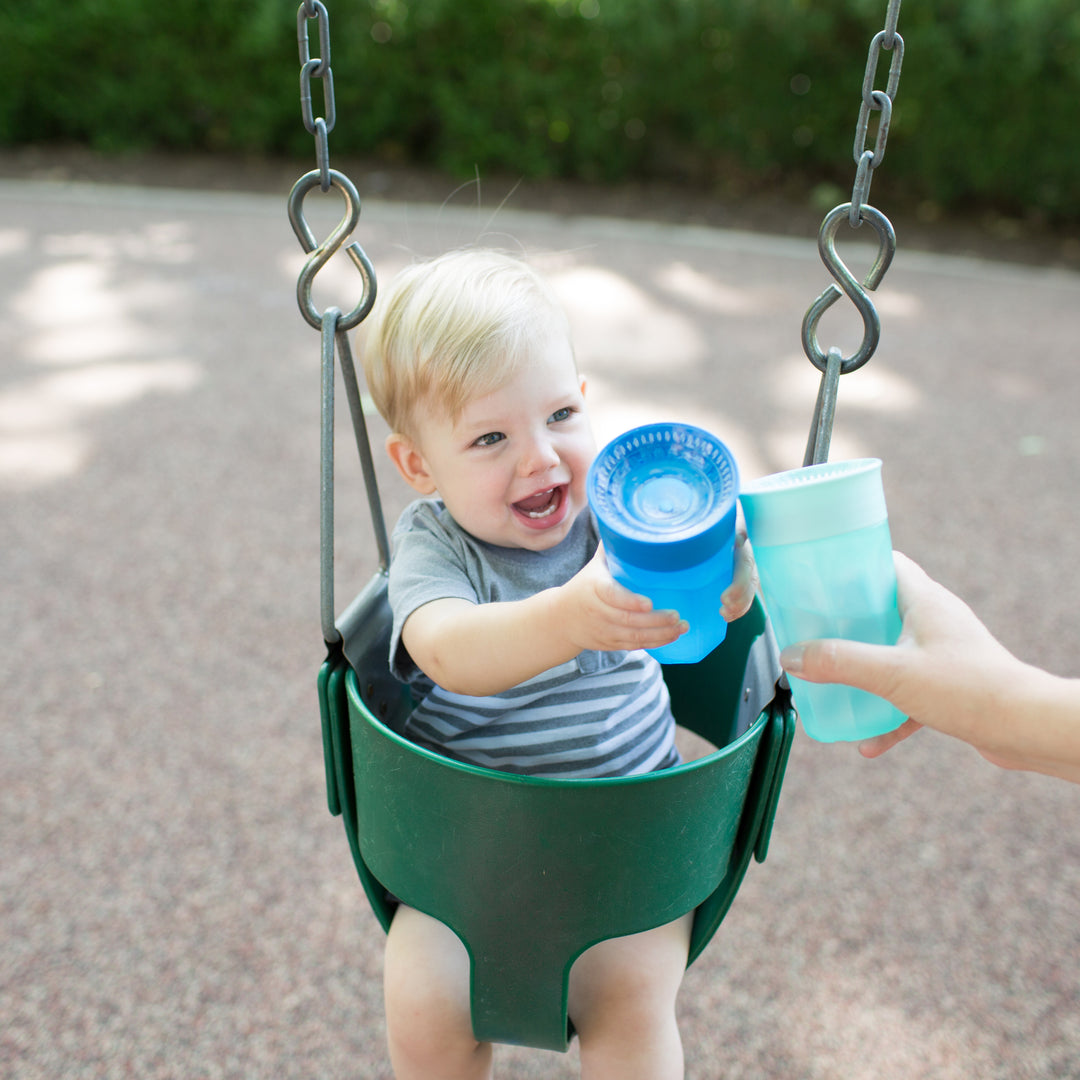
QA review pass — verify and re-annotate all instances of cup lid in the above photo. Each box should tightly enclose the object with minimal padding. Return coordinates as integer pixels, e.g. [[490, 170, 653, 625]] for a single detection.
[[739, 458, 887, 547], [587, 423, 739, 570]]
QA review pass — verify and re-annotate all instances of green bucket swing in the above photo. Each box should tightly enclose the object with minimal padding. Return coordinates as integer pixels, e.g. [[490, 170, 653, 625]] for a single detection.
[[292, 0, 907, 1054], [305, 282, 796, 1051]]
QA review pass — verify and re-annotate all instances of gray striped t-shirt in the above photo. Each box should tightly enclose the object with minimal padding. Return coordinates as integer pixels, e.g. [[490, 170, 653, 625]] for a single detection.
[[387, 499, 679, 778]]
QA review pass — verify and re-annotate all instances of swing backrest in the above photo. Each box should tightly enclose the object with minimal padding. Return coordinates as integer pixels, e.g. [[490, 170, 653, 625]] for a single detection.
[[318, 574, 795, 1052]]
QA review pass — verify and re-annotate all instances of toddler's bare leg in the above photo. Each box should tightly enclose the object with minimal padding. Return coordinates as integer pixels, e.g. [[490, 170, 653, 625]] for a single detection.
[[568, 912, 693, 1080], [383, 905, 493, 1080]]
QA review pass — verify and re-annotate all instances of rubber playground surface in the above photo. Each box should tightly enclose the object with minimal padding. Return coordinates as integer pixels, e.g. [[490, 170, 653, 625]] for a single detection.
[[3, 174, 1080, 1078]]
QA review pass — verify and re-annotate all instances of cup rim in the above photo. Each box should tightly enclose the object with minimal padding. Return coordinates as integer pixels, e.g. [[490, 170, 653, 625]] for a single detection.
[[739, 458, 888, 548], [740, 457, 882, 496], [587, 422, 739, 570]]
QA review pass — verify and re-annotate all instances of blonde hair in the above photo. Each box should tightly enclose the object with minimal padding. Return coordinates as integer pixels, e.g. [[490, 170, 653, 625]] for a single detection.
[[361, 249, 570, 435]]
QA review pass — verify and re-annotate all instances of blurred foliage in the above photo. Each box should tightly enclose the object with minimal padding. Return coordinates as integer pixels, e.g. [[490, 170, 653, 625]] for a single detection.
[[1, 0, 1078, 220]]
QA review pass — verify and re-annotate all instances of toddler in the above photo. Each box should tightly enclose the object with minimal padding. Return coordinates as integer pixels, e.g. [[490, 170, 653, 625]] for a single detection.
[[362, 249, 754, 1080]]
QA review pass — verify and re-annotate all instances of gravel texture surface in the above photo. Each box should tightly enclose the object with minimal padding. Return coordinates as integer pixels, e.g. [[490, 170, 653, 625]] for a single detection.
[[3, 165, 1080, 1079]]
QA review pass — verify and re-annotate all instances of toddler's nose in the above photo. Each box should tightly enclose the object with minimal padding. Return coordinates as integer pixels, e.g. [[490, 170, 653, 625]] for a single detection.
[[519, 433, 560, 476]]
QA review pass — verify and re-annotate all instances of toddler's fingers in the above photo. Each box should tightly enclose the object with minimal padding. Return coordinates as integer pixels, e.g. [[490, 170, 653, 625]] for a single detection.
[[720, 531, 757, 621], [629, 616, 689, 650], [601, 577, 654, 612], [620, 605, 682, 630], [587, 544, 655, 612]]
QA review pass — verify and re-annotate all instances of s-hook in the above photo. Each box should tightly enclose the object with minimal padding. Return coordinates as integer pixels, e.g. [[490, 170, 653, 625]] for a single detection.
[[800, 0, 904, 467]]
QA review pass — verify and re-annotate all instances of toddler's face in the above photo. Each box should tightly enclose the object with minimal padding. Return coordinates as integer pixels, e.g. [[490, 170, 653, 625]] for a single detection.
[[405, 332, 595, 551]]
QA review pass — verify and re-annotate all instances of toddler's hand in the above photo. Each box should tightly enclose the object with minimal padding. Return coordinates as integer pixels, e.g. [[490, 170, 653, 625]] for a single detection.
[[720, 530, 757, 622], [559, 547, 687, 654]]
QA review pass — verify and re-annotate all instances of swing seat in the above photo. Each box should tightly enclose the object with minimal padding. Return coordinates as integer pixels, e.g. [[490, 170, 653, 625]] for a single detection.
[[317, 572, 795, 1052]]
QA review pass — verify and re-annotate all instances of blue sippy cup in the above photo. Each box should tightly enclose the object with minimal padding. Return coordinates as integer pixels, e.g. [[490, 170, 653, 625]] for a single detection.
[[587, 423, 740, 664]]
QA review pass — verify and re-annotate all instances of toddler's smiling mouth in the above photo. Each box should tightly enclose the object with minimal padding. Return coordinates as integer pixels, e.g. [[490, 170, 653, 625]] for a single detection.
[[513, 485, 565, 521]]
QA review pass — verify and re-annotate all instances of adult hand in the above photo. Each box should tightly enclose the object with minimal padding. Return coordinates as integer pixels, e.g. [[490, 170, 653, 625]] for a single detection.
[[779, 553, 1080, 783]]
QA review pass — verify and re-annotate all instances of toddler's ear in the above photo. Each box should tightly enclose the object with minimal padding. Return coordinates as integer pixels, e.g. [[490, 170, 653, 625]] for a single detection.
[[386, 433, 437, 495]]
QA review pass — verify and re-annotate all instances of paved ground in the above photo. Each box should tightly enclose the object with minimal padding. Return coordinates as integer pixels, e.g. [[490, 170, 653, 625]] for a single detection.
[[3, 171, 1080, 1079]]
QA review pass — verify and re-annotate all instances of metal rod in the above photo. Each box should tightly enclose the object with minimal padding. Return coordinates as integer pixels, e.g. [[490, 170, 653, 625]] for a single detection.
[[337, 328, 391, 571], [802, 347, 843, 467], [321, 307, 342, 645]]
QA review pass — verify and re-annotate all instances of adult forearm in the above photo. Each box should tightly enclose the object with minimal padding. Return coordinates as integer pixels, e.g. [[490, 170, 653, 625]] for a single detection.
[[989, 668, 1080, 779], [898, 657, 1080, 783]]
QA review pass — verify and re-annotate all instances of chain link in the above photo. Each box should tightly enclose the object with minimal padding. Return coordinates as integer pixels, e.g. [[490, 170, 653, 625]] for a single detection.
[[297, 0, 336, 191], [800, 0, 904, 466], [851, 24, 904, 223]]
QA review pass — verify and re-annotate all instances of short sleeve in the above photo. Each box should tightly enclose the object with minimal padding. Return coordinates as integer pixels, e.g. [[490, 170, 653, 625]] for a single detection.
[[387, 501, 480, 682]]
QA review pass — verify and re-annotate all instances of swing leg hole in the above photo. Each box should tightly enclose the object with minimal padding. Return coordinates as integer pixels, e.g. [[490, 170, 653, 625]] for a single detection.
[[385, 906, 494, 1080], [568, 912, 692, 1079], [674, 725, 719, 764]]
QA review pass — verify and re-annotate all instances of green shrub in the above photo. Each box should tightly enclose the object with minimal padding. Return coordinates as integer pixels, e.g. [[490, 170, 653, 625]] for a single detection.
[[1, 0, 1077, 221]]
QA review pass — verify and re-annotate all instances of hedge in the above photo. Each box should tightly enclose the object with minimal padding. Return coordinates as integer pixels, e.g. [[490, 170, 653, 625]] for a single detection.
[[1, 0, 1077, 221]]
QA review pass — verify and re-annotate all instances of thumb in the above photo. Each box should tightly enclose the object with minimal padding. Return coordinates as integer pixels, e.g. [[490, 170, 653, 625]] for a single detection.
[[780, 638, 901, 700]]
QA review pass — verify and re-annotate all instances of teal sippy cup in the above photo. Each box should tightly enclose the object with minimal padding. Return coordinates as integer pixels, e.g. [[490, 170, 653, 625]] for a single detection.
[[739, 458, 905, 742], [587, 423, 740, 664]]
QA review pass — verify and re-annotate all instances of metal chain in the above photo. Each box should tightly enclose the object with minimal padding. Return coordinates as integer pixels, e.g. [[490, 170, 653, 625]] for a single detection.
[[850, 6, 904, 226], [289, 1, 388, 647], [298, 0, 336, 192], [801, 0, 904, 467]]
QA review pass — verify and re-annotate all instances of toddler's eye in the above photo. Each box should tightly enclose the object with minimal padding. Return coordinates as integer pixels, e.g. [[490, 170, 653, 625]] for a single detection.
[[549, 407, 573, 423], [474, 431, 504, 447]]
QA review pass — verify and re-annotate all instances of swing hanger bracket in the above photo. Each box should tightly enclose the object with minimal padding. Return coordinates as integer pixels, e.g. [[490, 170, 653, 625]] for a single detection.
[[799, 0, 903, 465], [288, 169, 377, 332], [291, 0, 377, 333], [801, 202, 896, 377], [290, 0, 389, 641]]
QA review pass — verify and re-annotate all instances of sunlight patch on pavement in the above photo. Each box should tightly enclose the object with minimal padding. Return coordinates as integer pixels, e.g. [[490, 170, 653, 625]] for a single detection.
[[0, 228, 29, 257], [1, 223, 203, 490], [585, 371, 770, 483], [0, 432, 87, 490], [548, 264, 706, 371], [41, 222, 195, 264], [874, 287, 922, 319], [771, 355, 921, 414], [653, 260, 766, 315], [0, 360, 202, 490], [14, 259, 185, 366]]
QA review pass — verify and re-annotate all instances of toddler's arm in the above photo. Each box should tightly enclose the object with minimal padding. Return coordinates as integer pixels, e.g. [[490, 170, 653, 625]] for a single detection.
[[401, 548, 686, 696]]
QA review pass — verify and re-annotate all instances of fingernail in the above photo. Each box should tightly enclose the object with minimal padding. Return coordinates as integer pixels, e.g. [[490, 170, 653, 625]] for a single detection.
[[779, 644, 804, 673]]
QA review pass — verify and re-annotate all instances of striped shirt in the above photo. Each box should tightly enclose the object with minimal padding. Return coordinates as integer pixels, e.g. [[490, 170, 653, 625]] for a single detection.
[[387, 499, 679, 778]]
